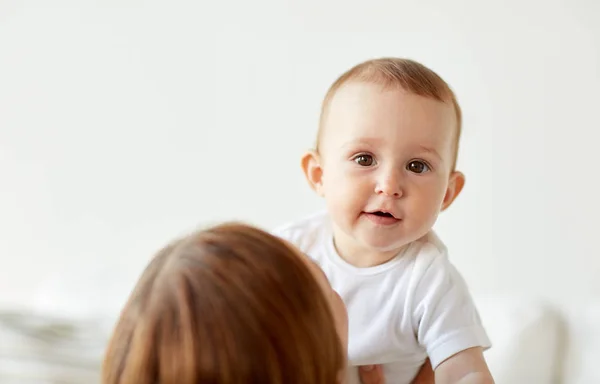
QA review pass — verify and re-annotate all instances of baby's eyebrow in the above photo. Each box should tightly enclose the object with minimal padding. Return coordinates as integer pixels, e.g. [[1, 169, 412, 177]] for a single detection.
[[339, 137, 384, 150], [346, 137, 383, 145], [418, 145, 442, 160]]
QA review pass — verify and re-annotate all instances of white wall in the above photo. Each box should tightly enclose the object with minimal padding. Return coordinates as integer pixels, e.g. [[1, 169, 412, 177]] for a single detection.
[[0, 0, 598, 314]]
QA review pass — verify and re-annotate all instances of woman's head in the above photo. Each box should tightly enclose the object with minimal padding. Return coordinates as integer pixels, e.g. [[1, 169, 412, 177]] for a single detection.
[[102, 222, 346, 384]]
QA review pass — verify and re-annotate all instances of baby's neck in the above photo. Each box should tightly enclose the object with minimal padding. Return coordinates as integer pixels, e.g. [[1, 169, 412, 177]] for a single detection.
[[332, 235, 406, 268]]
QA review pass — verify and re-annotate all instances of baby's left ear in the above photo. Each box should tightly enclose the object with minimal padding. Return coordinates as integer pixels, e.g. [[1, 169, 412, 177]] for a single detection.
[[441, 171, 465, 211]]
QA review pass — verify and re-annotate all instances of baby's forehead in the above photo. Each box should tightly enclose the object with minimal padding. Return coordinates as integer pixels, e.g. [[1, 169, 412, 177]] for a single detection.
[[319, 85, 457, 151], [320, 115, 456, 150]]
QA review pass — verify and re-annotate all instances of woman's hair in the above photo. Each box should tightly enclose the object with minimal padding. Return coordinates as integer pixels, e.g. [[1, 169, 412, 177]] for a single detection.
[[102, 222, 344, 384]]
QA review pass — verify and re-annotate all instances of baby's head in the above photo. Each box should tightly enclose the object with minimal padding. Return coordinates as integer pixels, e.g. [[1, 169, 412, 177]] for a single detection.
[[302, 58, 465, 266]]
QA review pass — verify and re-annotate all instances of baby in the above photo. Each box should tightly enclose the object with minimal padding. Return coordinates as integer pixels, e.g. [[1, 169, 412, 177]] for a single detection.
[[273, 58, 493, 384]]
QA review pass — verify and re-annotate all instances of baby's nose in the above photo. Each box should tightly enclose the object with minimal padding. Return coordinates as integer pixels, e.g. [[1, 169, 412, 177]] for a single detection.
[[374, 170, 403, 197]]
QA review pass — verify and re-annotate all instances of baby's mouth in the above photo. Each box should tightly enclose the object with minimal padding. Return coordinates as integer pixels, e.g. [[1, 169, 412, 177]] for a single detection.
[[362, 210, 401, 225], [367, 211, 396, 219]]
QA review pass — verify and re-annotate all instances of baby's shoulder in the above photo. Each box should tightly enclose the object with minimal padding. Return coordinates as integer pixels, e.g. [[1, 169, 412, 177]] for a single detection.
[[404, 232, 473, 303], [403, 231, 455, 280], [410, 231, 448, 263]]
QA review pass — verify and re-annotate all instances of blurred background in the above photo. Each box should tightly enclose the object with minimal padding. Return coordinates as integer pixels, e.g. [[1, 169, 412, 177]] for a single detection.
[[0, 1, 599, 383]]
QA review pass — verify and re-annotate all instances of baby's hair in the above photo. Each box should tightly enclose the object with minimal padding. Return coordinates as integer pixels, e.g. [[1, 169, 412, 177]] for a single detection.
[[317, 57, 462, 169], [102, 222, 344, 384]]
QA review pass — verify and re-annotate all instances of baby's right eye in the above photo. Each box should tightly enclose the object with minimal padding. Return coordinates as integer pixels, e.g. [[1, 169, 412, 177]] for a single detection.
[[353, 154, 375, 167]]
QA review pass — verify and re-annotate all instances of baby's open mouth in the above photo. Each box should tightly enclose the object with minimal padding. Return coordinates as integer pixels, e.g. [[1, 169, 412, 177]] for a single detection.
[[371, 211, 395, 218], [363, 211, 400, 225]]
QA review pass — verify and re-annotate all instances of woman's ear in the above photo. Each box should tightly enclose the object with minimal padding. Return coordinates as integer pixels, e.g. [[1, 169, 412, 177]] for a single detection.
[[441, 171, 465, 211], [301, 150, 325, 196]]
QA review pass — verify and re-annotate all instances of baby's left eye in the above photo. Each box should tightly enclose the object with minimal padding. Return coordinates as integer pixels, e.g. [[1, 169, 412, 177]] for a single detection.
[[406, 161, 430, 174]]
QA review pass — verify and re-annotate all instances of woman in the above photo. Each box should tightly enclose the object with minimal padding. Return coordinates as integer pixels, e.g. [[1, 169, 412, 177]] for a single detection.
[[102, 222, 430, 383]]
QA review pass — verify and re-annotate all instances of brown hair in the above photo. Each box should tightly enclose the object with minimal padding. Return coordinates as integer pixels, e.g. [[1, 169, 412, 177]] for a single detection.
[[317, 57, 462, 169], [102, 222, 344, 384]]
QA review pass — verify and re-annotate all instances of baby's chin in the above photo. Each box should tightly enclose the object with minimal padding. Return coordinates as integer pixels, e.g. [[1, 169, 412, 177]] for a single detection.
[[358, 230, 423, 253], [359, 236, 411, 255], [372, 244, 409, 257]]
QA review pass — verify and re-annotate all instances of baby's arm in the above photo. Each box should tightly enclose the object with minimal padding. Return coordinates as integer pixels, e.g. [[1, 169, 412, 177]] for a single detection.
[[434, 347, 494, 384], [411, 247, 493, 384]]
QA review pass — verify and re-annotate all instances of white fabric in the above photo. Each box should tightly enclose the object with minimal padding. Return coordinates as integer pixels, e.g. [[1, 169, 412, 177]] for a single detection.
[[273, 211, 491, 384]]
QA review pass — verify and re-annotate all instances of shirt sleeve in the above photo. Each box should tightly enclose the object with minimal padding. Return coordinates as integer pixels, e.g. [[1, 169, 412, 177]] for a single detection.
[[412, 251, 491, 369]]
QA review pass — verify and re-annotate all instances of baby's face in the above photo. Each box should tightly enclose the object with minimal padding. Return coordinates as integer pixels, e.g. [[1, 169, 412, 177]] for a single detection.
[[316, 82, 460, 265]]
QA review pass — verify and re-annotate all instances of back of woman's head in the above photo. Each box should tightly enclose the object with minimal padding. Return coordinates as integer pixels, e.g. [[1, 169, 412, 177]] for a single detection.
[[102, 222, 344, 384]]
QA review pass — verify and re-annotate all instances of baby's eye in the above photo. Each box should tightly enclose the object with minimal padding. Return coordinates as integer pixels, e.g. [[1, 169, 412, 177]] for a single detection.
[[353, 154, 375, 167], [406, 160, 430, 174]]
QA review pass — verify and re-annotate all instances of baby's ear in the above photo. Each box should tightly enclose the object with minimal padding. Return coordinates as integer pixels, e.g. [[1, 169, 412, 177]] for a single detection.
[[301, 150, 325, 196], [441, 171, 465, 211]]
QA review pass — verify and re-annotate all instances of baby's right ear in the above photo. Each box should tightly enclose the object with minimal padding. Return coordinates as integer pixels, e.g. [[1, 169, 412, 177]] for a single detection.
[[301, 150, 325, 196]]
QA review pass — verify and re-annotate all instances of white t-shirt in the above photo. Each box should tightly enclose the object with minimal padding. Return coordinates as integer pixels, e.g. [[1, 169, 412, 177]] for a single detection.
[[273, 211, 491, 384]]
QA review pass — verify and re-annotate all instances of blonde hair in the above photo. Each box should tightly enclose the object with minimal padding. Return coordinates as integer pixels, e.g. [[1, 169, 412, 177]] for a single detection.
[[317, 57, 462, 169], [102, 222, 344, 384]]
